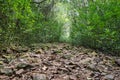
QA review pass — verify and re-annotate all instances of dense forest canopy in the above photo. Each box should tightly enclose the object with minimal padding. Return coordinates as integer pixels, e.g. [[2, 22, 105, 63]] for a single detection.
[[0, 0, 120, 54]]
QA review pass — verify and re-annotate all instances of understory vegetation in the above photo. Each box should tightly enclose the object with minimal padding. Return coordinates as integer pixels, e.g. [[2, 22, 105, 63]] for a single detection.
[[0, 0, 120, 54]]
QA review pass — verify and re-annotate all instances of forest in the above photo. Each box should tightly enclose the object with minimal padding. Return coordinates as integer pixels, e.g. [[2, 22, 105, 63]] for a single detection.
[[0, 0, 120, 80]]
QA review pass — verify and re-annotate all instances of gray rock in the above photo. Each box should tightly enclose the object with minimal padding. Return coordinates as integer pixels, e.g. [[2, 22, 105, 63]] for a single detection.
[[115, 59, 120, 66], [87, 64, 98, 71], [101, 72, 107, 76], [32, 73, 47, 80], [0, 68, 13, 76], [104, 74, 114, 80], [16, 63, 33, 69]]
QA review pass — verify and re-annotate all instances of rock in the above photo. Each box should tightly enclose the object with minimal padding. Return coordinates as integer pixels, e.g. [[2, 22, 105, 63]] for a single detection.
[[80, 58, 92, 64], [16, 69, 24, 74], [87, 64, 98, 71], [115, 59, 120, 66], [32, 73, 47, 80], [93, 57, 101, 63], [0, 61, 4, 65], [0, 68, 13, 76], [101, 72, 107, 76], [61, 54, 72, 59], [11, 46, 29, 53], [87, 77, 92, 80], [35, 49, 44, 54], [16, 63, 33, 69], [6, 48, 13, 54], [91, 51, 97, 56], [69, 75, 77, 80], [104, 74, 114, 80]]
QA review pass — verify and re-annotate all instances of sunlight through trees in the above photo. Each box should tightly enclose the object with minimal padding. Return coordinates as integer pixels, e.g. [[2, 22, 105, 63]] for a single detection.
[[53, 2, 72, 42]]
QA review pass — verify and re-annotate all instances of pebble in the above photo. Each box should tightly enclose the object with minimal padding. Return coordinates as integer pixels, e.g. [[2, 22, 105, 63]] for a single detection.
[[0, 68, 13, 76], [104, 74, 114, 80], [115, 59, 120, 66], [32, 73, 47, 80], [87, 64, 98, 71]]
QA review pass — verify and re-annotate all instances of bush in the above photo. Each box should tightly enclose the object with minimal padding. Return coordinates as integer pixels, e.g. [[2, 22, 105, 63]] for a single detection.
[[72, 0, 120, 53], [0, 0, 34, 45], [0, 0, 61, 45]]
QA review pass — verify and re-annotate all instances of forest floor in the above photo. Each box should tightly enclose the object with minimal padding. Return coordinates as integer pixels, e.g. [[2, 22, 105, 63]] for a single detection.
[[0, 43, 120, 80]]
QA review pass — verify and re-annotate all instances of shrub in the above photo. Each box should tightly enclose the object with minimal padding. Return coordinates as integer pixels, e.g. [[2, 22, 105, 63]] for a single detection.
[[72, 0, 120, 53]]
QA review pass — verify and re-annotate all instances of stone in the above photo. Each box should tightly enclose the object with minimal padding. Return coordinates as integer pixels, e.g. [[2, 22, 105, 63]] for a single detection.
[[6, 48, 13, 54], [87, 77, 92, 80], [80, 58, 92, 64], [32, 73, 47, 80], [115, 59, 120, 66], [87, 64, 98, 71], [16, 69, 24, 74], [0, 68, 13, 76], [69, 75, 77, 80], [16, 63, 33, 69], [104, 74, 114, 80], [35, 49, 44, 54]]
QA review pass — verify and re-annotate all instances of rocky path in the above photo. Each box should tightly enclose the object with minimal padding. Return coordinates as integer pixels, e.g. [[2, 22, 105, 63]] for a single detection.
[[0, 43, 120, 80]]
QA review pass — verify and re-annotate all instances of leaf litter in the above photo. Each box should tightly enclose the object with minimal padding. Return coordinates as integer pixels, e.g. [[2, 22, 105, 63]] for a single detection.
[[0, 43, 120, 80]]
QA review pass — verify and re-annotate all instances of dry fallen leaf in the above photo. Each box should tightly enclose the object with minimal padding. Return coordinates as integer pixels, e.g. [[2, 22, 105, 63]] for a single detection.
[[16, 69, 24, 75], [42, 66, 48, 71]]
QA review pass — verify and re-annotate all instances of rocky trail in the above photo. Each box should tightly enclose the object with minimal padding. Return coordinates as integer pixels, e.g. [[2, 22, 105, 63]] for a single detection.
[[0, 43, 120, 80]]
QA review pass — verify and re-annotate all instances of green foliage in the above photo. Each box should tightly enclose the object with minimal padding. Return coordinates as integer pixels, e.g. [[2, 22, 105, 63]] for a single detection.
[[0, 0, 61, 46], [22, 1, 61, 44], [72, 0, 120, 53], [0, 0, 34, 45], [0, 0, 120, 54], [26, 19, 61, 44]]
